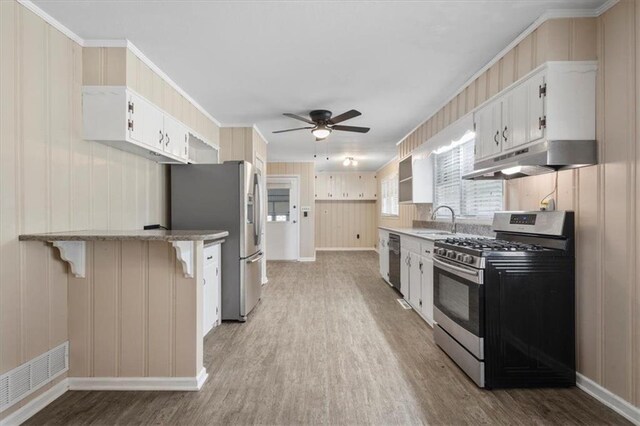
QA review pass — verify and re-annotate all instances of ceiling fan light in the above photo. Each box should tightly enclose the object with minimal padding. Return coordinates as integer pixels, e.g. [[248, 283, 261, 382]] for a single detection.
[[343, 158, 351, 166], [312, 125, 331, 139]]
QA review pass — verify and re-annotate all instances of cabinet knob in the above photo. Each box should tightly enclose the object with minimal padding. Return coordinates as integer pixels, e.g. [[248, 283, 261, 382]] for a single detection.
[[159, 130, 164, 144], [502, 126, 508, 142], [494, 131, 500, 146], [165, 133, 170, 146]]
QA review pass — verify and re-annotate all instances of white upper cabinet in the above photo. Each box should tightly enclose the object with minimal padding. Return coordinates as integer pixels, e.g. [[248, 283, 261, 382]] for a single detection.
[[315, 172, 377, 200], [398, 154, 434, 204], [473, 61, 596, 162], [83, 86, 215, 164]]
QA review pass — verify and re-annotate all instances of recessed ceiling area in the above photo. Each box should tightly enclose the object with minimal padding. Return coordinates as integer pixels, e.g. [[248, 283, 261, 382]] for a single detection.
[[33, 0, 608, 171]]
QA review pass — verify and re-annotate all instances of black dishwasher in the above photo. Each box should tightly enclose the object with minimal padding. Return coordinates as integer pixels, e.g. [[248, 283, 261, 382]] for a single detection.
[[388, 234, 401, 293]]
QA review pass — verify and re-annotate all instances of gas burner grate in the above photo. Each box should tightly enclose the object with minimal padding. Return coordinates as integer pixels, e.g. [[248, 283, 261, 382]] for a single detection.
[[442, 237, 545, 252]]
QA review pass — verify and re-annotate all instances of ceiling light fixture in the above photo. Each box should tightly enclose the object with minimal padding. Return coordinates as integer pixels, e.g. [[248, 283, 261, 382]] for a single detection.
[[312, 125, 332, 139], [343, 157, 357, 166]]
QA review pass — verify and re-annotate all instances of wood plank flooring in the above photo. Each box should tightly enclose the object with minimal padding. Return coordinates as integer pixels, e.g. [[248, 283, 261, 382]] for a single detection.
[[27, 251, 628, 425]]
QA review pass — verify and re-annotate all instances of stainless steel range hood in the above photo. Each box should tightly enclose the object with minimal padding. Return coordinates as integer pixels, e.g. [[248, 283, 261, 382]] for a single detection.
[[462, 139, 597, 180]]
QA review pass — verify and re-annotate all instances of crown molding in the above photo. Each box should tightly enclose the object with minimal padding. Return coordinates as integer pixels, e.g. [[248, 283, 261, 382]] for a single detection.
[[17, 0, 84, 45], [253, 125, 270, 145], [395, 1, 618, 147], [16, 0, 222, 129]]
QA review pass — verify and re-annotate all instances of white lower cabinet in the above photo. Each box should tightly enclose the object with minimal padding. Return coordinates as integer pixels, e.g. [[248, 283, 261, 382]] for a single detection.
[[398, 235, 435, 327], [203, 243, 221, 337], [378, 230, 389, 283]]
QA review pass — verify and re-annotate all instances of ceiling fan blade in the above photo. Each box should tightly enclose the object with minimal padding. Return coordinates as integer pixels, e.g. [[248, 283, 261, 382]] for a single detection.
[[283, 113, 315, 125], [332, 125, 370, 133], [272, 127, 313, 134], [329, 109, 361, 124]]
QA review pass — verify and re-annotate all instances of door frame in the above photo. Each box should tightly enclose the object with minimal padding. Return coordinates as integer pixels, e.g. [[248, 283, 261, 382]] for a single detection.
[[254, 152, 268, 284], [266, 175, 301, 261]]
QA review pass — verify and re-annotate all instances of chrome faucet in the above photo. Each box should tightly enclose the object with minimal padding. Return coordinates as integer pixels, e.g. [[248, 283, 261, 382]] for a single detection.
[[431, 205, 457, 234]]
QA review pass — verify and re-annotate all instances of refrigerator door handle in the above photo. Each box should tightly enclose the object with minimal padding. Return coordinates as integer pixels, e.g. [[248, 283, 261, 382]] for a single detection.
[[254, 172, 262, 246], [247, 251, 264, 264]]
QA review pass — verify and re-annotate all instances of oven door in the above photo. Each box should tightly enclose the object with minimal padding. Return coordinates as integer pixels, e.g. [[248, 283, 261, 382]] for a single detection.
[[433, 256, 484, 359]]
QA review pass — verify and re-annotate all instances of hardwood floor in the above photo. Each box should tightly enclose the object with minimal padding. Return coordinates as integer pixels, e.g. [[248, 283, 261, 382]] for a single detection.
[[27, 251, 628, 425]]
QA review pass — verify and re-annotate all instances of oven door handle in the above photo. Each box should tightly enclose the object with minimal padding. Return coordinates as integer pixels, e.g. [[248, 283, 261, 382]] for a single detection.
[[433, 257, 483, 284]]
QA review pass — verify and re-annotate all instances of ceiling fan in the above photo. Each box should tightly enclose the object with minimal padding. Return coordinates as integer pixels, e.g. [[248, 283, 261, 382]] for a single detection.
[[273, 109, 370, 140]]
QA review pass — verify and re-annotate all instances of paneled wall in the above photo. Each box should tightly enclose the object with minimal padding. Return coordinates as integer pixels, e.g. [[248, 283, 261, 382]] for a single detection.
[[267, 163, 315, 259], [218, 127, 267, 165], [82, 47, 220, 146], [1, 1, 181, 418], [315, 201, 377, 249], [507, 1, 640, 408], [391, 3, 640, 409], [68, 240, 203, 379]]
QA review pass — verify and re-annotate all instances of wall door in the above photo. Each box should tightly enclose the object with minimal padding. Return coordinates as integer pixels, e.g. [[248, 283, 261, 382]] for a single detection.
[[266, 176, 299, 260]]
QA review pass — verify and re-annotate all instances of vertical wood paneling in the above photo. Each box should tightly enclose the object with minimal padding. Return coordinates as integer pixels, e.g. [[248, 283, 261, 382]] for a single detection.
[[147, 241, 172, 376], [315, 201, 377, 249], [92, 241, 118, 377], [119, 241, 145, 377]]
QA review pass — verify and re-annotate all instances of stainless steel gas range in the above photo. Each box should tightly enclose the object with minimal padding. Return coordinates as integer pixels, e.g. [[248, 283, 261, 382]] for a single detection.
[[433, 211, 576, 389]]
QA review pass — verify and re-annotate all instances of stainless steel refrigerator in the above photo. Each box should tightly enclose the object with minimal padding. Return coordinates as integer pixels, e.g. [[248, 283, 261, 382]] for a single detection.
[[171, 161, 263, 321]]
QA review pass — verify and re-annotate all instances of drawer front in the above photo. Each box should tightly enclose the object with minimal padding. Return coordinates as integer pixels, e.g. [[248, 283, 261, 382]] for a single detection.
[[421, 241, 434, 258], [204, 243, 219, 266], [400, 236, 421, 253]]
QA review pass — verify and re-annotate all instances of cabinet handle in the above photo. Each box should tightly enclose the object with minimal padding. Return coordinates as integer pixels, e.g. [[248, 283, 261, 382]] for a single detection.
[[165, 133, 170, 146], [494, 131, 500, 146], [419, 261, 423, 272], [207, 256, 213, 260], [159, 130, 164, 144], [502, 126, 508, 142]]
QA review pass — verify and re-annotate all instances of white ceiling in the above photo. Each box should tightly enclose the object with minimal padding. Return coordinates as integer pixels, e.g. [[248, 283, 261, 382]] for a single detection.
[[33, 0, 607, 171]]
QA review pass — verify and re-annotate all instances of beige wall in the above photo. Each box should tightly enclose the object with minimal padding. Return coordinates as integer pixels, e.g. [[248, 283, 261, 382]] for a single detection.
[[0, 1, 212, 418], [315, 201, 377, 249], [219, 127, 267, 165], [393, 4, 640, 409], [68, 240, 203, 379], [267, 162, 315, 259], [83, 46, 220, 146]]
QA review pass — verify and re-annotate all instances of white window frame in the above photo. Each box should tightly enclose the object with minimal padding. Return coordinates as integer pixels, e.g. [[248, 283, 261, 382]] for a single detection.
[[433, 138, 503, 221], [381, 173, 399, 217]]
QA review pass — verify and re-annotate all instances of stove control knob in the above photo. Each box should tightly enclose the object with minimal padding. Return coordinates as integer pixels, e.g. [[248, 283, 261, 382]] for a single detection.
[[462, 255, 474, 264], [456, 253, 465, 261], [446, 250, 456, 259]]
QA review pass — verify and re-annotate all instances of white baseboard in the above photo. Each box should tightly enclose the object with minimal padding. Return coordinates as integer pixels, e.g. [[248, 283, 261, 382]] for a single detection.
[[315, 247, 376, 252], [1, 378, 69, 426], [68, 368, 208, 392], [576, 373, 640, 425], [298, 256, 316, 262]]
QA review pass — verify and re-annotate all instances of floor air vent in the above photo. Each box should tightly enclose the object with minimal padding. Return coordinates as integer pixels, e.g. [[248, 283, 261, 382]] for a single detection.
[[0, 341, 68, 413], [397, 299, 412, 310]]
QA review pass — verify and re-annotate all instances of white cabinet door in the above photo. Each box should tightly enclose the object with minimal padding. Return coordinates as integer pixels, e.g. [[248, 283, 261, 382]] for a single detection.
[[327, 174, 336, 199], [143, 98, 165, 151], [400, 247, 410, 298], [363, 173, 377, 200], [409, 252, 421, 309], [528, 72, 546, 143], [420, 256, 434, 324], [474, 103, 495, 161], [504, 83, 529, 150], [487, 101, 503, 158], [127, 92, 145, 145], [378, 230, 389, 282], [315, 173, 328, 200], [203, 261, 216, 336]]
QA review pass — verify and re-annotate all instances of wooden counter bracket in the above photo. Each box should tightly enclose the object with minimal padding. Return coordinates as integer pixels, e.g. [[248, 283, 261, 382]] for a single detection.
[[172, 241, 195, 278], [51, 241, 86, 278]]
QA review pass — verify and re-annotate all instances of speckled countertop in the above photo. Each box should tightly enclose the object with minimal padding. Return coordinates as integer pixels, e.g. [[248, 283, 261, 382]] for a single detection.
[[378, 226, 493, 241], [19, 229, 229, 242]]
